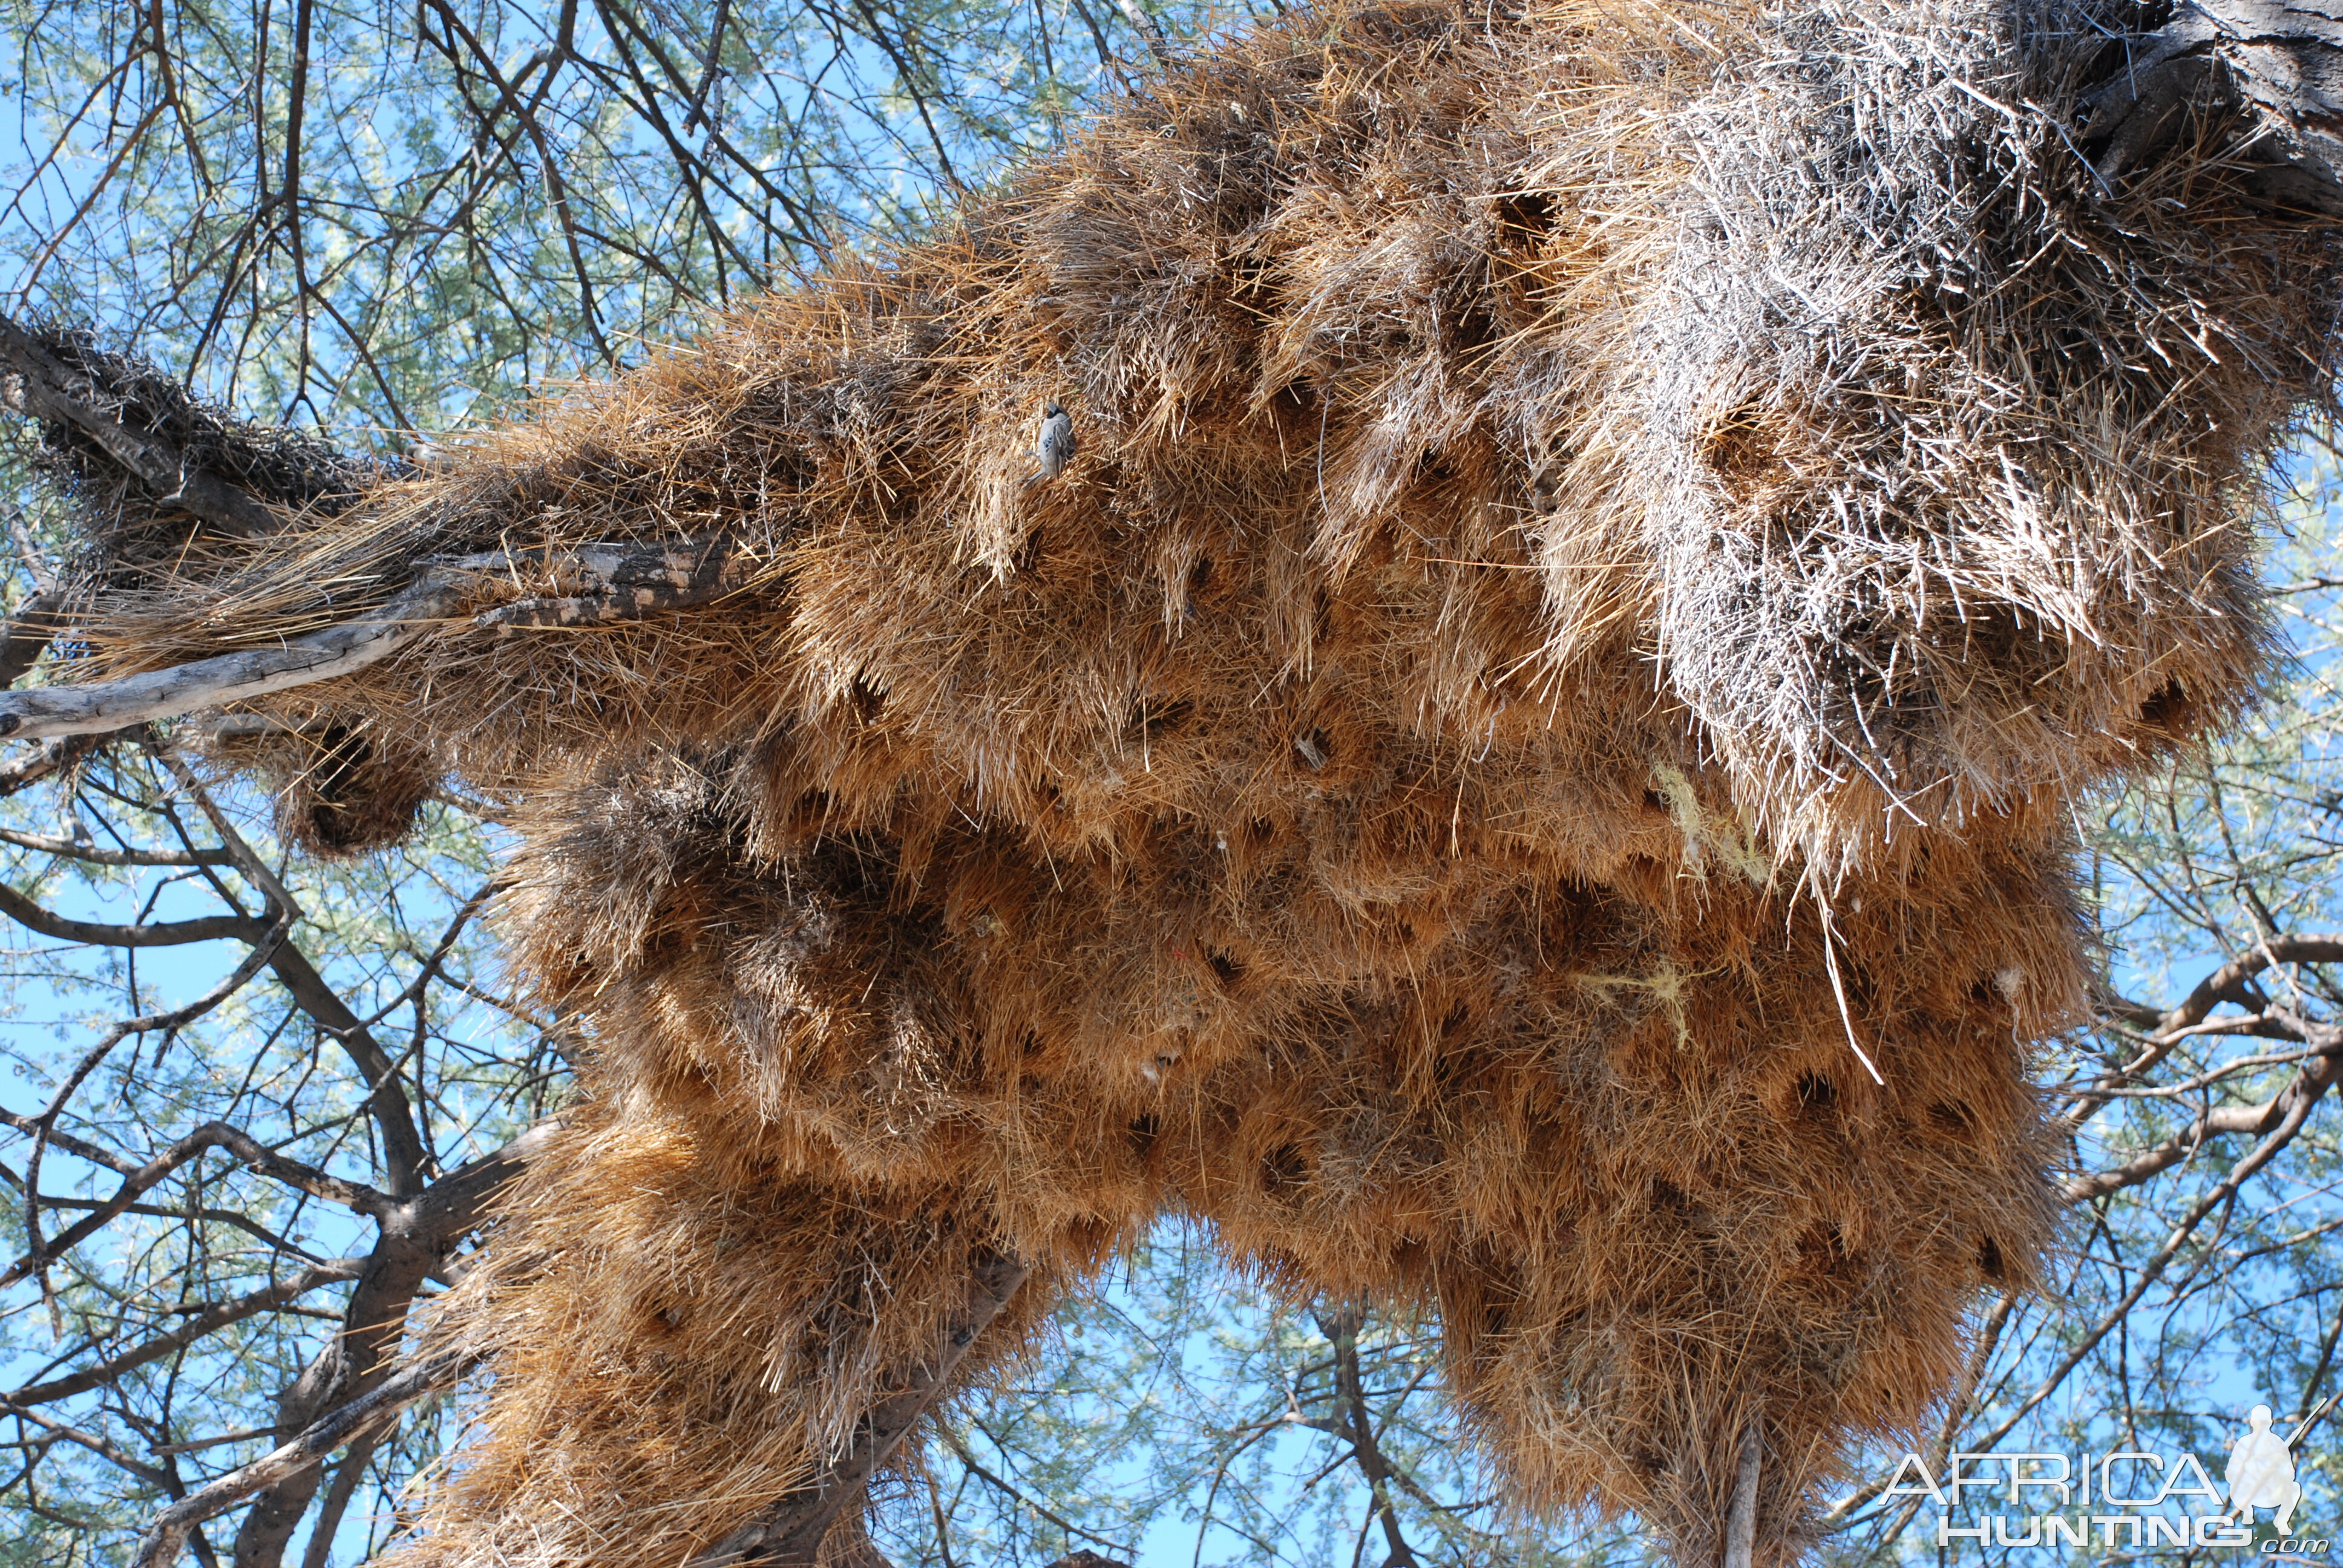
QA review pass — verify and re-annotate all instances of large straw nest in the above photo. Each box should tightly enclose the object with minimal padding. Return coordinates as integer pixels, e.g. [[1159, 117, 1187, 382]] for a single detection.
[[24, 1, 2342, 1562]]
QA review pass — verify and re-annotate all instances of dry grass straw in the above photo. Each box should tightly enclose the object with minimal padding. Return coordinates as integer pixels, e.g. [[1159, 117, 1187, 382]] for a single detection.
[[197, 722, 438, 855], [35, 1, 2343, 1561]]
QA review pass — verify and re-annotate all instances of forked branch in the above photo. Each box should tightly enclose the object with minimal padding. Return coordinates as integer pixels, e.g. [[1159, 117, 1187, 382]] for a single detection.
[[126, 1349, 468, 1568]]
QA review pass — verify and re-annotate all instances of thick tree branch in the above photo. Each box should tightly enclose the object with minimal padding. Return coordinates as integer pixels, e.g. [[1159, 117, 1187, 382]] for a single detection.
[[1112, 0, 1172, 65], [1314, 1303, 1417, 1568], [0, 590, 64, 690], [471, 535, 744, 630], [0, 880, 269, 948], [2083, 1, 2343, 207], [686, 1252, 1029, 1567], [0, 537, 742, 740], [0, 576, 467, 742], [2158, 935, 2343, 1034], [406, 1117, 565, 1244], [228, 1119, 557, 1568], [1720, 1420, 1760, 1568], [0, 315, 278, 538]]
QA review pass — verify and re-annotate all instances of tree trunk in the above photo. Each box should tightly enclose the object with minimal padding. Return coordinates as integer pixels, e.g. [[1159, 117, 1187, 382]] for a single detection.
[[2086, 2, 2343, 209]]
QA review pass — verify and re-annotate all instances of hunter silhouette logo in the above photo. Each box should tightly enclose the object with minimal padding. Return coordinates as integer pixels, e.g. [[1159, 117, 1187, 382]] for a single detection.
[[2227, 1404, 2305, 1535]]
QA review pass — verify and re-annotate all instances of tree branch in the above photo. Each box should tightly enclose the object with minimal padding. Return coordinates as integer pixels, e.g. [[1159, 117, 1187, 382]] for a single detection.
[[129, 1348, 467, 1568], [0, 590, 64, 690], [1720, 1419, 1760, 1568], [1314, 1303, 1417, 1568], [2063, 1029, 2343, 1202], [2068, 934, 2343, 1123], [2, 1259, 366, 1408], [470, 534, 743, 630], [0, 822, 232, 866], [0, 575, 467, 742], [0, 880, 269, 948], [1967, 1065, 2328, 1455], [1112, 0, 1172, 65], [0, 315, 278, 538], [2082, 1, 2343, 207], [228, 1118, 558, 1568], [0, 1117, 390, 1290], [686, 1252, 1029, 1567], [0, 537, 742, 740]]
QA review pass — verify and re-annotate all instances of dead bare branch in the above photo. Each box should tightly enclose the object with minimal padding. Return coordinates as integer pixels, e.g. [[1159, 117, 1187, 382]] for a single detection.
[[127, 1347, 467, 1568], [0, 536, 742, 739], [0, 315, 278, 538]]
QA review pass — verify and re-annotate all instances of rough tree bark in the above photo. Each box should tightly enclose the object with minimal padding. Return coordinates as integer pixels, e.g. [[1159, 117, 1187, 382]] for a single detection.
[[2085, 2, 2343, 206], [1720, 1422, 1761, 1568], [0, 316, 279, 538], [684, 1252, 1029, 1568], [225, 1126, 559, 1568]]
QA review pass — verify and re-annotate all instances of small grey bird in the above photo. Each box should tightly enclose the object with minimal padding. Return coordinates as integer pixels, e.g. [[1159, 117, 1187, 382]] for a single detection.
[[1030, 401, 1075, 486]]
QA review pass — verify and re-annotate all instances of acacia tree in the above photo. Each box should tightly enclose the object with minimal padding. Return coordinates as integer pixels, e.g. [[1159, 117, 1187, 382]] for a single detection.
[[2, 0, 1155, 443], [9, 2, 2343, 1567], [0, 5, 1172, 1562], [1804, 480, 2343, 1562], [0, 5, 1513, 1566]]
